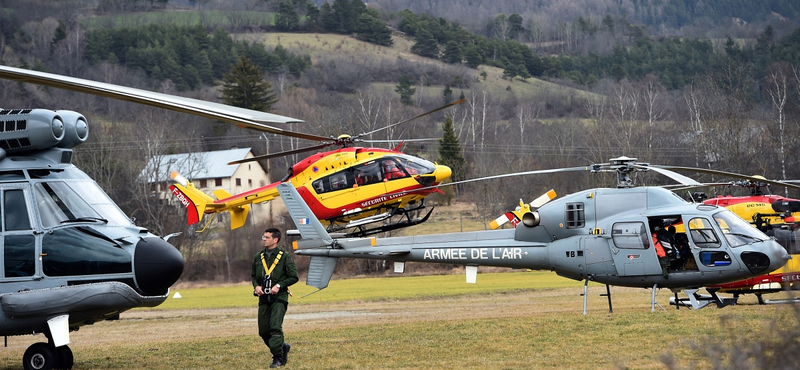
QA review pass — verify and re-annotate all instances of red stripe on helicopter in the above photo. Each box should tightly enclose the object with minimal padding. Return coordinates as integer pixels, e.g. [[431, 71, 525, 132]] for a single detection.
[[169, 185, 200, 225]]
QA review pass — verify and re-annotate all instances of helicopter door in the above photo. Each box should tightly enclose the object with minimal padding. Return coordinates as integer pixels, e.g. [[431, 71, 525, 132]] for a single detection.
[[608, 221, 663, 276], [0, 186, 38, 282]]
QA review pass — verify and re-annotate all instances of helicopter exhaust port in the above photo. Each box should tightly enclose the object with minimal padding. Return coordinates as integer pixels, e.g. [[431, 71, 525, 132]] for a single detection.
[[522, 211, 540, 227]]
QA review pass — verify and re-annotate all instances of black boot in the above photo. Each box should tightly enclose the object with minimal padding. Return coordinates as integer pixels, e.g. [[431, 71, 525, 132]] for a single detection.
[[269, 356, 283, 368], [282, 343, 291, 365]]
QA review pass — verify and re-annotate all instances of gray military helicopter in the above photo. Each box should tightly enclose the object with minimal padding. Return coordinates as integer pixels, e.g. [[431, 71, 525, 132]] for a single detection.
[[281, 156, 791, 312], [0, 64, 312, 370]]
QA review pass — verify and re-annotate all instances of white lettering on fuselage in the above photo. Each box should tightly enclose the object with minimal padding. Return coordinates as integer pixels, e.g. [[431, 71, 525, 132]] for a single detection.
[[361, 192, 408, 208], [422, 248, 523, 260], [171, 187, 191, 209]]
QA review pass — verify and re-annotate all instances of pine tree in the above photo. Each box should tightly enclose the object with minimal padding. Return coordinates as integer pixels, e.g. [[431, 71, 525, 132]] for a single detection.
[[395, 75, 416, 105], [221, 56, 278, 112], [438, 115, 466, 184], [411, 29, 439, 59]]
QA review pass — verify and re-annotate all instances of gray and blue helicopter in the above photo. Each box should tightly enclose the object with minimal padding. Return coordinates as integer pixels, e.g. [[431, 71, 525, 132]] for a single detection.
[[281, 157, 792, 312]]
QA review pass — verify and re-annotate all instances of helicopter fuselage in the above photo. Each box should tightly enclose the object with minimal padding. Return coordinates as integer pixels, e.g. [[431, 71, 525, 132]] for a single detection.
[[295, 186, 789, 290], [0, 147, 184, 337]]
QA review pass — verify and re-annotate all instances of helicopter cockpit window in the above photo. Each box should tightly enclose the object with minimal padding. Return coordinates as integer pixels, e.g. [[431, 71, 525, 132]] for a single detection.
[[611, 222, 648, 249], [688, 217, 721, 248], [42, 228, 132, 277], [354, 161, 383, 186], [393, 155, 435, 176], [4, 235, 35, 277], [382, 159, 408, 180], [329, 172, 350, 191], [713, 210, 768, 247], [67, 181, 133, 226], [0, 170, 25, 182], [34, 182, 103, 228], [565, 202, 585, 229], [4, 189, 31, 231]]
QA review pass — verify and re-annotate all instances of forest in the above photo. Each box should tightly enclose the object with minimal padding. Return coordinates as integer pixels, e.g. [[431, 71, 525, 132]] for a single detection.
[[1, 0, 800, 282]]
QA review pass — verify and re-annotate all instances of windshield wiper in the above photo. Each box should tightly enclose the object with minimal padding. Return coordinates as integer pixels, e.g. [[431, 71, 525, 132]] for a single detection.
[[60, 216, 109, 224]]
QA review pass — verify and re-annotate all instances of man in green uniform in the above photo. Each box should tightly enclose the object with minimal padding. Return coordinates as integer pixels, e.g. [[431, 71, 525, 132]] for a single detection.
[[252, 228, 299, 368]]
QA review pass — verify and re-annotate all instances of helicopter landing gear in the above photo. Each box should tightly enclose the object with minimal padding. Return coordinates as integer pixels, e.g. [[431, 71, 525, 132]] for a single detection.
[[22, 341, 73, 370]]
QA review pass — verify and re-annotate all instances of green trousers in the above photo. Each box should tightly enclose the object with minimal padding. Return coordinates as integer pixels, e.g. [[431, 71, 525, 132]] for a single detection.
[[258, 300, 287, 358]]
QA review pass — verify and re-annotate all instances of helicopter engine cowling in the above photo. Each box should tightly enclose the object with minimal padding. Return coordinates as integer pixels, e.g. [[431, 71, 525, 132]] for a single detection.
[[55, 110, 89, 149], [0, 109, 88, 159]]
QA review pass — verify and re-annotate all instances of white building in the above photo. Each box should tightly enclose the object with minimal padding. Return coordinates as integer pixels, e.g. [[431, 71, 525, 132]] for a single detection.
[[144, 147, 284, 227]]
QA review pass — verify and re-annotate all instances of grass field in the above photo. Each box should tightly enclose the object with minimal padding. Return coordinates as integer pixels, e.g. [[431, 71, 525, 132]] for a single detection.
[[0, 272, 796, 369]]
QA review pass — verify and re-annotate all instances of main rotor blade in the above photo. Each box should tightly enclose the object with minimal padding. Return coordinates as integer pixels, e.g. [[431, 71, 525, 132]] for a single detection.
[[653, 165, 800, 191], [438, 166, 593, 188], [360, 98, 466, 137], [635, 165, 703, 186], [361, 138, 440, 143], [0, 65, 332, 142], [228, 142, 333, 165]]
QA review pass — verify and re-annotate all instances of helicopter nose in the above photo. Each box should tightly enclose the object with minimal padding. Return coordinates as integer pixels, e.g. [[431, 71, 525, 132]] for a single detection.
[[134, 237, 185, 296], [434, 164, 452, 183], [740, 240, 790, 275]]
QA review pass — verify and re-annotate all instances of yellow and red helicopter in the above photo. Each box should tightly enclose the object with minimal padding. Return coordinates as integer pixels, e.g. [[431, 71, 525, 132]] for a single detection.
[[687, 176, 800, 304], [169, 99, 461, 237], [170, 141, 453, 236]]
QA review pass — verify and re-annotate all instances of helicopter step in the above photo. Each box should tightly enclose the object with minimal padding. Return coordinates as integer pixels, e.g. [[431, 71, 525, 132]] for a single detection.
[[668, 288, 737, 309]]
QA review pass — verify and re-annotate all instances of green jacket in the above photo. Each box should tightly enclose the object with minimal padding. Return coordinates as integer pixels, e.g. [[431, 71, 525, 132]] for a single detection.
[[251, 247, 299, 298]]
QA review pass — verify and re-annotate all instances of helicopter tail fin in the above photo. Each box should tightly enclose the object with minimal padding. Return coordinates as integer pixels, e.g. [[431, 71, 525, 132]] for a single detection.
[[212, 189, 250, 230], [169, 171, 216, 226], [276, 182, 337, 291]]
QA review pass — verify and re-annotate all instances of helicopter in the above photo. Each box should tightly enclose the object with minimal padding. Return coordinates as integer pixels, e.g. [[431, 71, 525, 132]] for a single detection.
[[0, 108, 184, 369], [281, 156, 791, 313], [169, 142, 452, 236], [0, 64, 457, 237], [666, 174, 800, 305]]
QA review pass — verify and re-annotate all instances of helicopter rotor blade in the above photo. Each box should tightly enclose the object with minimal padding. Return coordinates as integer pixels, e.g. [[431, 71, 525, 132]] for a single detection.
[[360, 98, 466, 138], [634, 165, 703, 187], [653, 165, 800, 191], [0, 65, 333, 142], [228, 142, 334, 165]]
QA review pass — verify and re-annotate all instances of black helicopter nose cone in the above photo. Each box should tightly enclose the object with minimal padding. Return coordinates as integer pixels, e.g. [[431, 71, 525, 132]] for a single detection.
[[134, 237, 184, 296]]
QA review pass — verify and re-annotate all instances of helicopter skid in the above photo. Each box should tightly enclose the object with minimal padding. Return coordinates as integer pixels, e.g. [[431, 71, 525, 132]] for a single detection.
[[0, 281, 168, 319], [328, 203, 434, 237]]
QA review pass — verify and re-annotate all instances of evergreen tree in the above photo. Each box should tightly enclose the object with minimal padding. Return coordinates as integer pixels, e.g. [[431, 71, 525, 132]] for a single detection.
[[438, 115, 466, 184], [411, 29, 439, 58], [395, 75, 416, 105], [443, 41, 462, 64], [221, 56, 278, 112], [276, 0, 300, 31], [464, 44, 483, 68], [355, 11, 393, 46], [443, 85, 453, 105]]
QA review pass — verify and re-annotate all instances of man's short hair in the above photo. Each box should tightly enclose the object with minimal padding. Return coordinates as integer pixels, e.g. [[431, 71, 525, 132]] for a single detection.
[[264, 228, 281, 243]]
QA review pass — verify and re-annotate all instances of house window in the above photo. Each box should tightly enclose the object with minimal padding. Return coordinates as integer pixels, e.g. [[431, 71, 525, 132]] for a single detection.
[[248, 179, 253, 186], [236, 178, 241, 186], [199, 179, 207, 188], [215, 178, 222, 187], [565, 202, 585, 229]]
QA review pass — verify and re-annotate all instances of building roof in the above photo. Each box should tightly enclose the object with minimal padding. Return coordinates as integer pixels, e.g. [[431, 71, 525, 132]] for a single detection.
[[143, 147, 255, 183]]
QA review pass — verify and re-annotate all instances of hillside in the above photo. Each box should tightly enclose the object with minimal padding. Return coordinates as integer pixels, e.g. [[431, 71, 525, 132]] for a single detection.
[[237, 32, 598, 103]]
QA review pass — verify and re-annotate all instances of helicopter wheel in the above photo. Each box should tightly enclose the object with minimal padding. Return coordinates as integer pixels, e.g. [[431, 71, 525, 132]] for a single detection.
[[23, 342, 56, 370], [57, 345, 74, 369]]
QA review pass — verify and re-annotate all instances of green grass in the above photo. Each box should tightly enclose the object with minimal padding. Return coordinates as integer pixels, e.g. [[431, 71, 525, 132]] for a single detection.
[[157, 270, 584, 309], [0, 272, 797, 369]]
